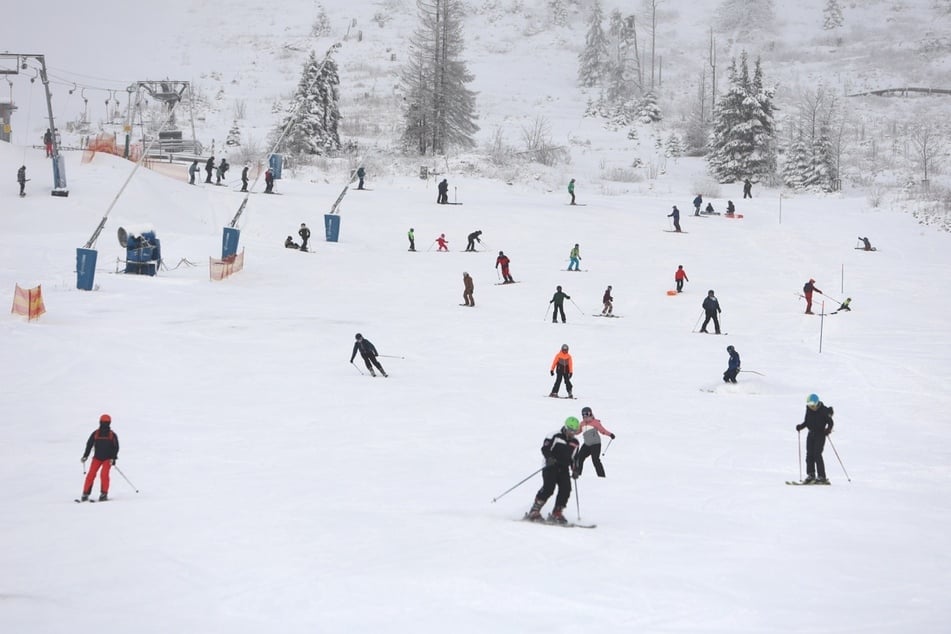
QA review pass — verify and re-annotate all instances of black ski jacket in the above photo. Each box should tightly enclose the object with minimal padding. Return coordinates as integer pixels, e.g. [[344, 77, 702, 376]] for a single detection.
[[350, 338, 379, 363], [797, 403, 834, 435], [541, 429, 579, 469], [83, 424, 120, 461]]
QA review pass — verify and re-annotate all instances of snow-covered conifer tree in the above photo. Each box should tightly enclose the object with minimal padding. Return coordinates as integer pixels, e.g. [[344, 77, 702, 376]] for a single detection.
[[823, 0, 844, 30], [279, 50, 341, 155], [578, 0, 609, 88], [225, 120, 241, 147], [636, 92, 662, 124]]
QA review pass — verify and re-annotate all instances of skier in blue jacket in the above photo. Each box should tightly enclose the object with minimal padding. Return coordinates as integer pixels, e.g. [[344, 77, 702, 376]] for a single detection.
[[723, 345, 740, 383]]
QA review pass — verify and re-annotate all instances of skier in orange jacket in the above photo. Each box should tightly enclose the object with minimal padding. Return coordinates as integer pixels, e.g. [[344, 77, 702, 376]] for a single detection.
[[549, 344, 574, 398]]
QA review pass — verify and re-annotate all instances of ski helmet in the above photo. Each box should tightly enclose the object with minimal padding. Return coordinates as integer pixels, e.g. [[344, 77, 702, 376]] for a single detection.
[[581, 406, 593, 417], [727, 345, 734, 352], [806, 393, 820, 407], [355, 333, 363, 341], [99, 414, 111, 424], [564, 416, 581, 432], [561, 344, 569, 352]]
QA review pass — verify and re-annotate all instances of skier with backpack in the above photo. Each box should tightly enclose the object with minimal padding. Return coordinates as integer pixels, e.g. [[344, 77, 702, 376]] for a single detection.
[[79, 414, 120, 502], [525, 416, 581, 524]]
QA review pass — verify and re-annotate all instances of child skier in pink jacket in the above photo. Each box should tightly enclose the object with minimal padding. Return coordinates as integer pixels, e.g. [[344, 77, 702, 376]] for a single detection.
[[574, 406, 614, 477]]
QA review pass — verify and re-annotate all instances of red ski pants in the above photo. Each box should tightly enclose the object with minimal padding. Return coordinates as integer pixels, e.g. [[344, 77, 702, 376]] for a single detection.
[[83, 458, 112, 494]]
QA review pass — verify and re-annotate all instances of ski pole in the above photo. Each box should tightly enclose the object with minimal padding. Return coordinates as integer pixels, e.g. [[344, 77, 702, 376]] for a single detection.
[[543, 304, 551, 321], [574, 475, 582, 520], [797, 430, 803, 482], [692, 310, 704, 333], [739, 370, 766, 376], [350, 361, 364, 375], [378, 354, 404, 359], [426, 240, 436, 252], [569, 298, 586, 316], [602, 437, 613, 457], [827, 436, 851, 482], [113, 464, 140, 493], [491, 467, 544, 503]]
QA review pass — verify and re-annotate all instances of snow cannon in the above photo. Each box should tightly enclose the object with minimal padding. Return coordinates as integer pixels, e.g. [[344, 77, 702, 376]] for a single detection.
[[119, 227, 161, 276]]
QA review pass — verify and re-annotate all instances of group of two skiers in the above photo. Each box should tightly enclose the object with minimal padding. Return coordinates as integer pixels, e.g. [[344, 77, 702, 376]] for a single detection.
[[285, 223, 311, 251]]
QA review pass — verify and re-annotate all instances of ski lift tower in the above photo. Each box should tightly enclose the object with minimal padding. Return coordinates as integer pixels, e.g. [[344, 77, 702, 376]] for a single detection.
[[0, 53, 68, 196]]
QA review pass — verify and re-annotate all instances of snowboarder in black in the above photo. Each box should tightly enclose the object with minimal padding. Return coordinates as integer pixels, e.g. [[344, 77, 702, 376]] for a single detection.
[[700, 290, 721, 334], [668, 205, 682, 232], [350, 333, 388, 377], [437, 178, 449, 204], [525, 416, 581, 524], [298, 223, 311, 252], [205, 156, 215, 183], [80, 414, 120, 502], [550, 285, 570, 323], [17, 165, 27, 197], [241, 164, 250, 192], [723, 345, 740, 383], [859, 236, 874, 251], [356, 166, 366, 189], [795, 394, 834, 484], [465, 230, 482, 252], [743, 178, 753, 199]]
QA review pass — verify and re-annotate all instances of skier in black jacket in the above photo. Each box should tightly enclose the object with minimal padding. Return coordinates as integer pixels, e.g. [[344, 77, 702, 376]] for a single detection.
[[80, 414, 120, 501], [204, 156, 215, 183], [795, 393, 835, 484], [700, 290, 722, 334], [526, 416, 581, 524], [350, 333, 388, 377]]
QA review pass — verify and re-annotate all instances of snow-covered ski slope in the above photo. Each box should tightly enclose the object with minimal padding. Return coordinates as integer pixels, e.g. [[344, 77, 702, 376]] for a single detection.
[[1, 141, 950, 632]]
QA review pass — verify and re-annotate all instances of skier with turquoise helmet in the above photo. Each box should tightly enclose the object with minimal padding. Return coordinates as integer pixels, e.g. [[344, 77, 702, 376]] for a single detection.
[[795, 394, 835, 484], [526, 417, 581, 524]]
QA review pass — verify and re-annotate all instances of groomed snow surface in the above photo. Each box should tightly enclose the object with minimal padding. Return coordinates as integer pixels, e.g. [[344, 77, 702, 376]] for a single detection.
[[2, 142, 949, 632]]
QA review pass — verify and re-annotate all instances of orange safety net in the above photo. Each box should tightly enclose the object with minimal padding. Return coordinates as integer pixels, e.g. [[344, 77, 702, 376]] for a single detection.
[[82, 133, 142, 163], [11, 284, 46, 320], [209, 249, 245, 281]]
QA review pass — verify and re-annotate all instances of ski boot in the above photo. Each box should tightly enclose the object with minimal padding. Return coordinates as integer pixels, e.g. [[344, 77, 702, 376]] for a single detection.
[[380, 370, 388, 377], [99, 492, 108, 502], [802, 475, 817, 484], [369, 369, 376, 377], [815, 477, 830, 485], [549, 392, 558, 398], [80, 493, 90, 502], [525, 499, 545, 521], [548, 507, 568, 525]]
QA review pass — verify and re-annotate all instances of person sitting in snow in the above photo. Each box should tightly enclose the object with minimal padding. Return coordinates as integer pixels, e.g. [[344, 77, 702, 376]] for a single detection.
[[285, 236, 300, 249]]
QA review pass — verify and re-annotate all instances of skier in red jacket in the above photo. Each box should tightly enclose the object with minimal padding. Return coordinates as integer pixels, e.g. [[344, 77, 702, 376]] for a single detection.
[[80, 414, 120, 501], [803, 278, 822, 314]]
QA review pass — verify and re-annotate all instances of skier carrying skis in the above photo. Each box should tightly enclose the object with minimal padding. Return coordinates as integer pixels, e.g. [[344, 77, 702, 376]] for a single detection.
[[465, 230, 482, 252], [496, 251, 514, 283], [350, 333, 388, 377], [550, 285, 570, 324], [436, 233, 449, 252], [803, 278, 822, 314], [601, 285, 613, 316], [675, 265, 689, 293], [525, 416, 581, 524], [568, 244, 581, 271], [693, 194, 703, 216], [462, 272, 474, 307], [80, 414, 120, 502], [407, 228, 416, 252], [668, 205, 682, 232], [574, 406, 614, 478], [298, 223, 311, 252], [17, 165, 27, 197], [549, 343, 573, 398], [795, 393, 834, 484], [723, 345, 740, 383], [700, 290, 722, 334], [568, 178, 576, 205]]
